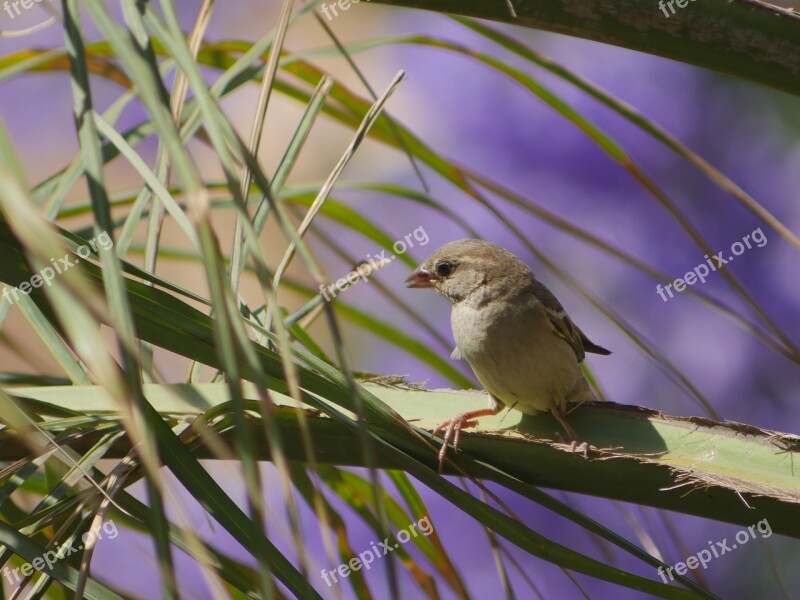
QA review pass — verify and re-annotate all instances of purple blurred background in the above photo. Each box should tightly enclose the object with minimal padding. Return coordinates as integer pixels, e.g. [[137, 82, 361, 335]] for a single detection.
[[1, 1, 798, 598]]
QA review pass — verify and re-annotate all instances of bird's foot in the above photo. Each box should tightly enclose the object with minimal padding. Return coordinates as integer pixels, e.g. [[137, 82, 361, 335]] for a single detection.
[[431, 407, 500, 472], [569, 439, 591, 458], [552, 406, 592, 458], [432, 414, 476, 472]]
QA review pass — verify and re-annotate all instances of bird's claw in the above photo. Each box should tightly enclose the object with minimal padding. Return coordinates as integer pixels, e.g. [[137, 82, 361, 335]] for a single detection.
[[569, 439, 591, 458], [431, 413, 477, 472]]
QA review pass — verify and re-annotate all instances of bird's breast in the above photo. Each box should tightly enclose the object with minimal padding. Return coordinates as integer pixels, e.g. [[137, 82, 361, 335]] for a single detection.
[[450, 299, 584, 414], [450, 296, 528, 356]]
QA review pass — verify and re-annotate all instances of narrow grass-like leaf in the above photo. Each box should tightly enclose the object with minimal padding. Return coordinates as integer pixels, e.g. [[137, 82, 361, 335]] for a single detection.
[[11, 295, 91, 385]]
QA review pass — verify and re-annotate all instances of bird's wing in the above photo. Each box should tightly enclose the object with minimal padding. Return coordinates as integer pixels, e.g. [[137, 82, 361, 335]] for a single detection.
[[580, 332, 612, 356], [531, 279, 612, 358], [530, 279, 588, 362]]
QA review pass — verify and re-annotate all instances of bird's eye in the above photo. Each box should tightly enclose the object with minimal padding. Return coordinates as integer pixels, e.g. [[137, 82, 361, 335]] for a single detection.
[[435, 261, 454, 278]]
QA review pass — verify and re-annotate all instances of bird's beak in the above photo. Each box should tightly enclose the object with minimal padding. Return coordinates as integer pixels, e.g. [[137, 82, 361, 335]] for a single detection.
[[405, 267, 433, 288]]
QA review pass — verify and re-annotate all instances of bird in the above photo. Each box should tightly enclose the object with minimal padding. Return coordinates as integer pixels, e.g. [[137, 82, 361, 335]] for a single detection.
[[405, 239, 610, 470]]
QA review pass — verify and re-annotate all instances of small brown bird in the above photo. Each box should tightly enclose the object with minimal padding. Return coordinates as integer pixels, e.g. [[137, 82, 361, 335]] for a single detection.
[[405, 239, 610, 470]]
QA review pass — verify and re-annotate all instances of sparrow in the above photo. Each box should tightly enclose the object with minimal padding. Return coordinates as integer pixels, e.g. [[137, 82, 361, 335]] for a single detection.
[[405, 239, 610, 470]]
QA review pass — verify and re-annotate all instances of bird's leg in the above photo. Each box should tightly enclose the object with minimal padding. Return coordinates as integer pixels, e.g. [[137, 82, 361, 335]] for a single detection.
[[431, 406, 502, 471], [551, 405, 590, 458]]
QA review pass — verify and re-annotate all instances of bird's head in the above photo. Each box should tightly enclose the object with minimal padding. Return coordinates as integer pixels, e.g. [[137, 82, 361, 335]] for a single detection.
[[405, 239, 532, 304]]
